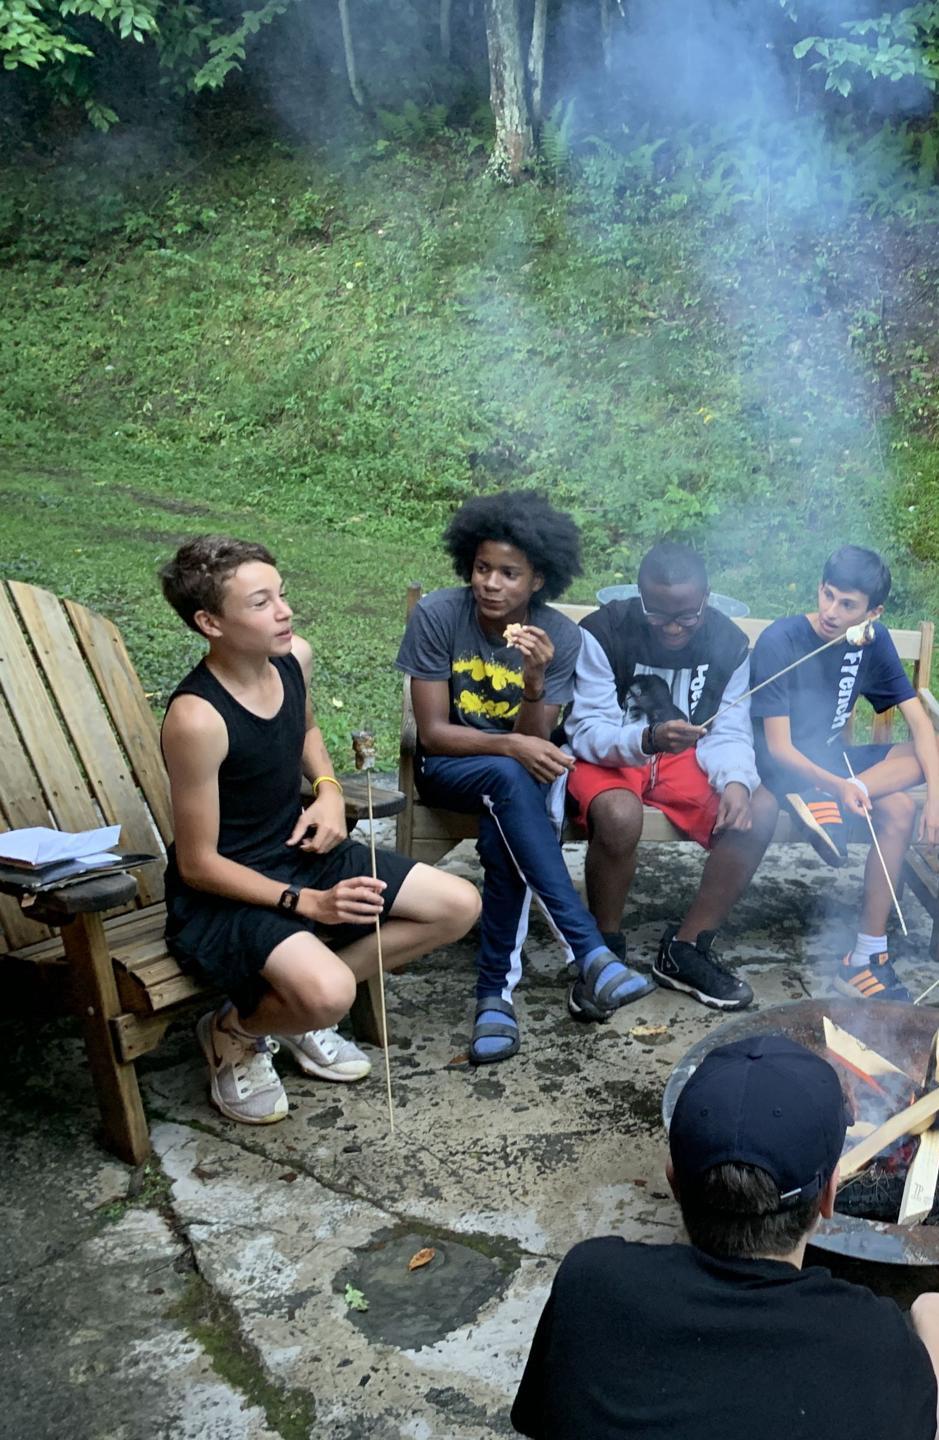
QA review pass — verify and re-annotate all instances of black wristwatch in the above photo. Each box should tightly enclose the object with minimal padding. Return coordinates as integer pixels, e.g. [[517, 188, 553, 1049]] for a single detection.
[[277, 885, 302, 913]]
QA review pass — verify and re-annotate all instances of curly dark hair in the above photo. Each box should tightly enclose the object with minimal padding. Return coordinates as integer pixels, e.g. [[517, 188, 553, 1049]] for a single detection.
[[443, 491, 583, 601]]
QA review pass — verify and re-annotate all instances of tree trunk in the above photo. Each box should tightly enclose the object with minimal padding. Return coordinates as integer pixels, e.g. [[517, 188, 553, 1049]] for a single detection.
[[527, 0, 547, 127], [338, 0, 365, 108], [440, 0, 452, 61], [483, 0, 534, 179], [599, 0, 613, 73]]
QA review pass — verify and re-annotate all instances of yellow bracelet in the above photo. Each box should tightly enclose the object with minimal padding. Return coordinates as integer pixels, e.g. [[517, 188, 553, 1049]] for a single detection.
[[312, 775, 344, 797]]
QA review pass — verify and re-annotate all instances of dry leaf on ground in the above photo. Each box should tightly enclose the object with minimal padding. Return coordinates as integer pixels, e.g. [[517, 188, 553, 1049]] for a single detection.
[[408, 1248, 436, 1271]]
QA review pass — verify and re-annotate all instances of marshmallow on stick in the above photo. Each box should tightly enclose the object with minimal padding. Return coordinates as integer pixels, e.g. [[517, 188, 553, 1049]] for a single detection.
[[701, 619, 877, 730]]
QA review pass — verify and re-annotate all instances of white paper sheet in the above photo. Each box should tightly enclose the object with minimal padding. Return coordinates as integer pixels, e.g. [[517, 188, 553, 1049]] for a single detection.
[[0, 825, 121, 867]]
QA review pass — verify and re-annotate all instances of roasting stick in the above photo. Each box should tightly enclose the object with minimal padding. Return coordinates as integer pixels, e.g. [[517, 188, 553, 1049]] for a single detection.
[[842, 751, 908, 937], [699, 620, 876, 731], [351, 730, 395, 1136], [915, 974, 939, 1006]]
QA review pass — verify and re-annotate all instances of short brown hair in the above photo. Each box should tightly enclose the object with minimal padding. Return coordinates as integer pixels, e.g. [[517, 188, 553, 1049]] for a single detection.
[[160, 535, 276, 632], [680, 1162, 822, 1259]]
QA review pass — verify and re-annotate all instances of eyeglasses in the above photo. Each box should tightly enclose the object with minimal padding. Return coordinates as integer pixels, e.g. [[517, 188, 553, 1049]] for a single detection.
[[638, 592, 709, 628]]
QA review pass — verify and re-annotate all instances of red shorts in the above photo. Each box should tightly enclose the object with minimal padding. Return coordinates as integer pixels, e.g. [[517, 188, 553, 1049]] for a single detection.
[[567, 750, 721, 850]]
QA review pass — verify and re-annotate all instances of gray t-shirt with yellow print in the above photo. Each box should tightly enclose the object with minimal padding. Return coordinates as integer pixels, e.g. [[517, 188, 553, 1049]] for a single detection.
[[395, 586, 582, 733]]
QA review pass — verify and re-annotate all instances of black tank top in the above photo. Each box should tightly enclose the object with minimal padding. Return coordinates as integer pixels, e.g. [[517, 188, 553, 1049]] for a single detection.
[[162, 654, 307, 871]]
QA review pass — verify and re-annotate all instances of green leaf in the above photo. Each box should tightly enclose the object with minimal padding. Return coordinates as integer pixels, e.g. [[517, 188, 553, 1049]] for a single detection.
[[343, 1284, 369, 1312]]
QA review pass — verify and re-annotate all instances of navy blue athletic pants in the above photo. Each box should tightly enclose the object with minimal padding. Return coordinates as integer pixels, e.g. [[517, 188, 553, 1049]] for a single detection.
[[417, 753, 605, 1001]]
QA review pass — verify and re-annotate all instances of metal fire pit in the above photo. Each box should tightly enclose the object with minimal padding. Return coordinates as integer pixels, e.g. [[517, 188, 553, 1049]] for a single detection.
[[662, 999, 939, 1266]]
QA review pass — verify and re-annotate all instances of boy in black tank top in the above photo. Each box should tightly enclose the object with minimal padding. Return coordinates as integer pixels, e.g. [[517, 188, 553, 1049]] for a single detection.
[[159, 536, 480, 1126]]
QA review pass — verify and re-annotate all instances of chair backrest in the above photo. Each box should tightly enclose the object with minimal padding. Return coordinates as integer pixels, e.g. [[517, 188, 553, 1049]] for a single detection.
[[0, 581, 172, 952]]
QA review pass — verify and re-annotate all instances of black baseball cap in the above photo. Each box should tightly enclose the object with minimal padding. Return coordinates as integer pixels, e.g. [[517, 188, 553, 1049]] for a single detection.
[[669, 1035, 848, 1209]]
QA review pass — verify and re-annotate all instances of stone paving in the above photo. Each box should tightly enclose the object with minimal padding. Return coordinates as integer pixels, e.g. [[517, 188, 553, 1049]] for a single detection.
[[4, 830, 939, 1439]]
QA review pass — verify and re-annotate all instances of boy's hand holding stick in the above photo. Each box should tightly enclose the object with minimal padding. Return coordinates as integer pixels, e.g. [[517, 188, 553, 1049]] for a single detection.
[[351, 730, 395, 1136]]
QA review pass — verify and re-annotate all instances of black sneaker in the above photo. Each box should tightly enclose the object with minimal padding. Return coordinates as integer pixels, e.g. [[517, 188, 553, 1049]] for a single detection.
[[786, 790, 849, 868], [652, 926, 754, 1011]]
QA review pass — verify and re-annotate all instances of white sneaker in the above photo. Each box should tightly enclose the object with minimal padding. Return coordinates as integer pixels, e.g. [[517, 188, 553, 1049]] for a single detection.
[[276, 1028, 371, 1082], [197, 1010, 289, 1124]]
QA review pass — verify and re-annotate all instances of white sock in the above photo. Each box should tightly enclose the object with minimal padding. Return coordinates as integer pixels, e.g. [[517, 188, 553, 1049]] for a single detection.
[[848, 932, 887, 967]]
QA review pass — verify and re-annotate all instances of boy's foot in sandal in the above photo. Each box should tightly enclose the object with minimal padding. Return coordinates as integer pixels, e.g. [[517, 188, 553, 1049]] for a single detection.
[[470, 996, 520, 1064], [568, 946, 654, 1022], [652, 927, 753, 1011]]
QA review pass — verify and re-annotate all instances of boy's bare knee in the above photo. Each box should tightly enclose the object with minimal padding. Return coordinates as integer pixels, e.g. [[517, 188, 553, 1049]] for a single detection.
[[434, 875, 481, 938], [288, 964, 356, 1031], [874, 790, 917, 830], [588, 789, 643, 850]]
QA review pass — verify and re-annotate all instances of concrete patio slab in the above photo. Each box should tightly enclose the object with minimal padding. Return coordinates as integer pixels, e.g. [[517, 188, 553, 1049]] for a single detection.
[[4, 832, 938, 1438]]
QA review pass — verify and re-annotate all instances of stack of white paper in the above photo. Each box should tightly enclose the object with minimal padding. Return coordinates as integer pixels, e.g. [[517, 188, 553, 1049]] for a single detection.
[[0, 825, 121, 869]]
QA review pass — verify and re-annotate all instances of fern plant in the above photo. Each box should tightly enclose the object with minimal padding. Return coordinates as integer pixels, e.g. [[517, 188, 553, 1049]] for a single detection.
[[540, 98, 576, 181]]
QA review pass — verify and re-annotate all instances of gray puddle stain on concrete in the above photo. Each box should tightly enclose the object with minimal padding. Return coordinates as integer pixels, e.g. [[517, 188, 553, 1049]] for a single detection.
[[336, 1227, 516, 1349]]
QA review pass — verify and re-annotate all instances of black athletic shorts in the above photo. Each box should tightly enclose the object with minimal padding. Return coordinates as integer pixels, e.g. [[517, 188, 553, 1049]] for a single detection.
[[165, 838, 416, 1016]]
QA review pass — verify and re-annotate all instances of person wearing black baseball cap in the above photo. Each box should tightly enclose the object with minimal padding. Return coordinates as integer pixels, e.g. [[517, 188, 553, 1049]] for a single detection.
[[512, 1035, 939, 1440]]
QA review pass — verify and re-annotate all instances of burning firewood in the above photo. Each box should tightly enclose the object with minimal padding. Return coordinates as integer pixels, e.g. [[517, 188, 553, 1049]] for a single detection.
[[898, 1029, 939, 1225], [839, 1086, 939, 1182], [822, 1017, 914, 1140]]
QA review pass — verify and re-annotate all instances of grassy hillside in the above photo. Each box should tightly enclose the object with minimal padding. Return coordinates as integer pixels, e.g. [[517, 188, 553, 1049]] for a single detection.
[[2, 124, 938, 754]]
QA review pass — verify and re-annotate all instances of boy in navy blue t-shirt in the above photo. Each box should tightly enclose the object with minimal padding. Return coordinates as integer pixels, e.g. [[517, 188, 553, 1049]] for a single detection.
[[750, 546, 939, 1001]]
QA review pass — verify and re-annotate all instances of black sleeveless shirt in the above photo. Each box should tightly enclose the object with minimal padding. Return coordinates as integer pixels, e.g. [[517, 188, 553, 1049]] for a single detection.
[[161, 653, 307, 874]]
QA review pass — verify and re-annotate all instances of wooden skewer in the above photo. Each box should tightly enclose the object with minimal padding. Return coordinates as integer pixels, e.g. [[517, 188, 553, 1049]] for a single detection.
[[700, 621, 877, 731], [915, 975, 939, 1006], [843, 752, 908, 937], [352, 731, 395, 1136], [365, 767, 395, 1136], [699, 631, 847, 729]]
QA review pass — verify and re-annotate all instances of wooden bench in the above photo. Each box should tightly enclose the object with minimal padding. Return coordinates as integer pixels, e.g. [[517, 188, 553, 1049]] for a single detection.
[[0, 581, 393, 1165], [395, 584, 939, 946]]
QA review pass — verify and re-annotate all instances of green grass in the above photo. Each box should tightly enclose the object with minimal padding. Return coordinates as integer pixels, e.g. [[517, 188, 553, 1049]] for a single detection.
[[2, 125, 939, 755]]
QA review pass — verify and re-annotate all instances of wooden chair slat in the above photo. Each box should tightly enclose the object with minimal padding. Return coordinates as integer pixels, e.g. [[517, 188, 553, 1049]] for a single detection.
[[0, 694, 53, 949], [8, 583, 164, 907], [64, 599, 174, 845], [0, 584, 98, 832], [112, 945, 180, 976], [0, 692, 50, 830]]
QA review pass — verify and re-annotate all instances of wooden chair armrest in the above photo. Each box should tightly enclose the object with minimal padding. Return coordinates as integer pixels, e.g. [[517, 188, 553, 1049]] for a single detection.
[[919, 687, 939, 731], [0, 870, 139, 921]]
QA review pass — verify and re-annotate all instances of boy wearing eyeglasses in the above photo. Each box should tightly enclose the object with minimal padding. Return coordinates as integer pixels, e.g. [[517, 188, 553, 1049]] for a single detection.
[[565, 541, 777, 1010]]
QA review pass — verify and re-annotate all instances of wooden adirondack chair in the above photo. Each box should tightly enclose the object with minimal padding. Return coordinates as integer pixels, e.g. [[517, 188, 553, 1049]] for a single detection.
[[0, 581, 392, 1165]]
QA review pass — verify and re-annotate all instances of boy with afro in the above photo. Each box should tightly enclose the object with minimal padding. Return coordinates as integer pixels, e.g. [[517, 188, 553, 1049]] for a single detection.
[[396, 492, 653, 1064]]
